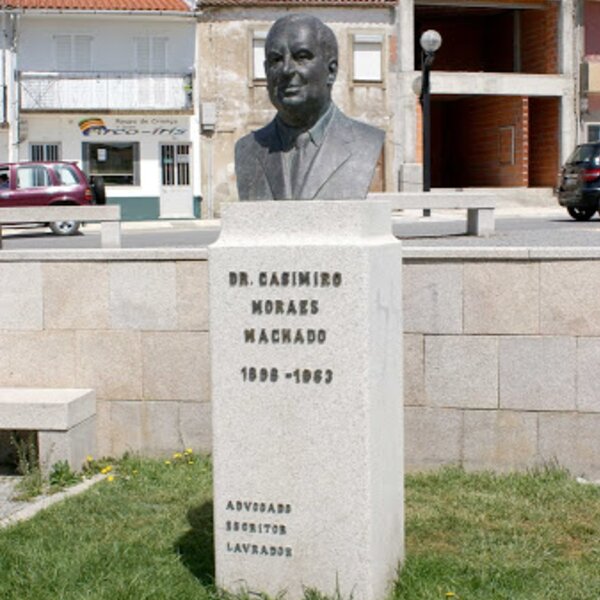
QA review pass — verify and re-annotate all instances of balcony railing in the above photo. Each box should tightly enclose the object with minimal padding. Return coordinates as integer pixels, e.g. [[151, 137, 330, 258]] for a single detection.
[[19, 71, 193, 111]]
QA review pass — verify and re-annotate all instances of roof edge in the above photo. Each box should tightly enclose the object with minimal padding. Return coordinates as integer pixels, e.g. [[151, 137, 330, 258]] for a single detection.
[[198, 0, 395, 7]]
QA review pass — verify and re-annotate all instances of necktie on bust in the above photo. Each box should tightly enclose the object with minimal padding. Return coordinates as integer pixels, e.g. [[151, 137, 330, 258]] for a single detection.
[[290, 131, 312, 198]]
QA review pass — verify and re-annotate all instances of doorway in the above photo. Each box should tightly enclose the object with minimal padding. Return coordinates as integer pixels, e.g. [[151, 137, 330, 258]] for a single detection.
[[160, 143, 194, 218]]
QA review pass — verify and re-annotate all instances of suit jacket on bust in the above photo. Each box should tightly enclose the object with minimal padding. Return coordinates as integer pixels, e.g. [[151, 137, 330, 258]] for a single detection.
[[235, 105, 384, 201]]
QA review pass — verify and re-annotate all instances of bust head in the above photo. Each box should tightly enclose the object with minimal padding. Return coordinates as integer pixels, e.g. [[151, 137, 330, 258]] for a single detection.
[[264, 14, 338, 130]]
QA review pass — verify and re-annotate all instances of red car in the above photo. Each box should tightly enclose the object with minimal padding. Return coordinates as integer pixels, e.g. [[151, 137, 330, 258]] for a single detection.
[[0, 161, 105, 235]]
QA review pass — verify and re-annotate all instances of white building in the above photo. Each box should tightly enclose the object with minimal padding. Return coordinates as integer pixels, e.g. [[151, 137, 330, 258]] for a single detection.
[[1, 1, 200, 220]]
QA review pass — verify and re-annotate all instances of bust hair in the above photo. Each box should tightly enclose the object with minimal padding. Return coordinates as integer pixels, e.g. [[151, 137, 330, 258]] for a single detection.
[[266, 14, 338, 64]]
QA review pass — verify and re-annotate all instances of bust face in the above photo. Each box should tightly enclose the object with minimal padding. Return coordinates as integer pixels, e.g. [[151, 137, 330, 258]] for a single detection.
[[265, 17, 337, 129]]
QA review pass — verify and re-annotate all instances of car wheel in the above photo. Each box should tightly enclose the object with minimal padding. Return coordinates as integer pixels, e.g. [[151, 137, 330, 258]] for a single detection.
[[49, 220, 81, 236], [92, 176, 106, 205], [567, 206, 596, 221]]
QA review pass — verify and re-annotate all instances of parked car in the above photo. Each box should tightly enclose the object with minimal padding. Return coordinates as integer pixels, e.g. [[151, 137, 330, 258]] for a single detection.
[[556, 142, 600, 221], [0, 161, 105, 235]]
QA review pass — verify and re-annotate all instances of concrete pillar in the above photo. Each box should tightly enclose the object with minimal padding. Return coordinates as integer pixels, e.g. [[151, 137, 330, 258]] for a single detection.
[[393, 0, 422, 191], [210, 200, 404, 600], [559, 0, 579, 155]]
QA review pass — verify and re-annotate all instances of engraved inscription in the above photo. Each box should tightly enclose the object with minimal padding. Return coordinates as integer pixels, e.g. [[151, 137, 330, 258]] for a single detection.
[[224, 500, 293, 558], [229, 272, 250, 286], [258, 271, 342, 287], [241, 367, 280, 382], [241, 367, 333, 384], [228, 271, 342, 288], [243, 328, 327, 344], [226, 520, 287, 535], [223, 267, 344, 558], [226, 543, 292, 557], [226, 500, 291, 513], [251, 299, 319, 316]]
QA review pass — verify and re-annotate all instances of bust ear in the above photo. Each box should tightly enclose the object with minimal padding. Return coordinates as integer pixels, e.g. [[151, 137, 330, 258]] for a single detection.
[[327, 59, 338, 85]]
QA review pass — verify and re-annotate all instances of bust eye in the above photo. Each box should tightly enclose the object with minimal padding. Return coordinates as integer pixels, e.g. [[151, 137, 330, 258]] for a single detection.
[[267, 54, 283, 66], [294, 51, 313, 62]]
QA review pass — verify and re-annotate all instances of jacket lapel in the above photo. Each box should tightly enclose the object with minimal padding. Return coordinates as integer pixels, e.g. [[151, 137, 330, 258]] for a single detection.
[[299, 108, 353, 200], [254, 120, 288, 200]]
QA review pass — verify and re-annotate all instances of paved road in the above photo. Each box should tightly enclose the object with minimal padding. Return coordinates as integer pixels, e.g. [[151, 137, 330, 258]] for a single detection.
[[3, 208, 600, 249], [400, 211, 600, 246]]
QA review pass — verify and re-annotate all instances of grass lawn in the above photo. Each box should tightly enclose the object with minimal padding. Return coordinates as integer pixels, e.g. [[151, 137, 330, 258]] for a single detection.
[[0, 455, 599, 600]]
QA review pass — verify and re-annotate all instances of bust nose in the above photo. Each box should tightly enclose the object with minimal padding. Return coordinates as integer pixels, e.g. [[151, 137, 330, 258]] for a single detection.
[[281, 55, 295, 77]]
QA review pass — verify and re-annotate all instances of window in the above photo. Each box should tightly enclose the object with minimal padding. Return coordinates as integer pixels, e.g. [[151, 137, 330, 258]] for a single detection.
[[498, 126, 515, 165], [567, 143, 600, 166], [135, 37, 168, 73], [352, 34, 383, 83], [0, 167, 9, 189], [82, 142, 139, 186], [587, 124, 600, 142], [30, 143, 60, 162], [161, 144, 191, 186], [53, 164, 80, 186], [54, 35, 92, 71], [16, 165, 50, 189], [252, 31, 267, 81]]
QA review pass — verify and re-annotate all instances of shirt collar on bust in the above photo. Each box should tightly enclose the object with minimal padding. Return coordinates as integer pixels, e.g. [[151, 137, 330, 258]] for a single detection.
[[276, 103, 335, 150]]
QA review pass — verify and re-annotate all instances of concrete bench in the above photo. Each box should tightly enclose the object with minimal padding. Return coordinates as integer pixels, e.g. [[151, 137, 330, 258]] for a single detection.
[[0, 205, 121, 249], [0, 388, 96, 475], [368, 192, 496, 236]]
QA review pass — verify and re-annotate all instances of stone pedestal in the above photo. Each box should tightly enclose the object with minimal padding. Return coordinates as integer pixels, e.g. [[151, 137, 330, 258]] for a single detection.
[[209, 201, 404, 600]]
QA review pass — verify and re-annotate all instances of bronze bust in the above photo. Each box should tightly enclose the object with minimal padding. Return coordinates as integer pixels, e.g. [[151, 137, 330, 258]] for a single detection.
[[235, 14, 384, 201]]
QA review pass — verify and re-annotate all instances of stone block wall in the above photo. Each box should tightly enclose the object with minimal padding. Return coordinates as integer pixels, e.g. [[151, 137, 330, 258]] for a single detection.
[[1, 247, 600, 478], [0, 250, 211, 460], [403, 250, 600, 479]]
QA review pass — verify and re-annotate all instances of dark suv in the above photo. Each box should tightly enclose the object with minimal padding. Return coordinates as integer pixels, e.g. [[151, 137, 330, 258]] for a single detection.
[[0, 161, 105, 235], [556, 143, 600, 221]]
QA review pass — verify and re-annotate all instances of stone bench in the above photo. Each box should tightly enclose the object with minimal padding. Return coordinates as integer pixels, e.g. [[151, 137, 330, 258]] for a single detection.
[[0, 205, 121, 249], [0, 388, 96, 475], [368, 192, 497, 236]]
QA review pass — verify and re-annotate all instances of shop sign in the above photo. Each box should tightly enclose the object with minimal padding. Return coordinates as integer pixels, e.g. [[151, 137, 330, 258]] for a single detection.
[[78, 116, 187, 138]]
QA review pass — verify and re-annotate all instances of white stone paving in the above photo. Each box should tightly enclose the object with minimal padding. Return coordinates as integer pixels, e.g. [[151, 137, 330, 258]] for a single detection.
[[0, 474, 105, 528], [0, 476, 28, 521]]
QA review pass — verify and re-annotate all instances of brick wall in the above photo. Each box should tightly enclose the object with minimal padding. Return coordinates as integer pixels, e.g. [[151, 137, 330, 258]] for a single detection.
[[416, 14, 513, 72], [585, 0, 600, 56], [520, 3, 559, 74], [432, 96, 528, 187], [416, 101, 423, 164], [417, 3, 560, 75], [484, 11, 515, 72], [418, 18, 487, 72], [528, 97, 560, 187]]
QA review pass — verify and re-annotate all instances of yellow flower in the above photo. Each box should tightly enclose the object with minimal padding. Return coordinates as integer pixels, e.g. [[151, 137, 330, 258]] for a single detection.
[[85, 455, 94, 462], [173, 452, 183, 459], [107, 475, 115, 483], [164, 460, 171, 465], [100, 465, 113, 475], [188, 460, 195, 465], [185, 448, 193, 455], [445, 593, 456, 598]]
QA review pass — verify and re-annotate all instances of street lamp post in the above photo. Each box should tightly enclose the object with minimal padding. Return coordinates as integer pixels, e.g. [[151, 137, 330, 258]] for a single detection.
[[419, 30, 442, 215]]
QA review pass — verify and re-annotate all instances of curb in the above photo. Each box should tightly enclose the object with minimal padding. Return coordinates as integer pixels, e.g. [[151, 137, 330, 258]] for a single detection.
[[0, 474, 106, 529]]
